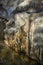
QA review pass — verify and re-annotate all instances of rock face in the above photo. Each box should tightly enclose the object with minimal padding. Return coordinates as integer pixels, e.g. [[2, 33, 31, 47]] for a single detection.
[[0, 0, 43, 16], [29, 14, 43, 60], [4, 12, 29, 54], [0, 0, 43, 60], [0, 17, 8, 41]]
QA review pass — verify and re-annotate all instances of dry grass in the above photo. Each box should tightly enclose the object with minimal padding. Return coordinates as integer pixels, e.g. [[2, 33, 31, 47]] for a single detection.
[[0, 43, 38, 65]]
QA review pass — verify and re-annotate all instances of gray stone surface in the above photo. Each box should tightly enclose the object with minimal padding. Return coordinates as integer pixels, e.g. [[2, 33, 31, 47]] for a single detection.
[[0, 0, 43, 60]]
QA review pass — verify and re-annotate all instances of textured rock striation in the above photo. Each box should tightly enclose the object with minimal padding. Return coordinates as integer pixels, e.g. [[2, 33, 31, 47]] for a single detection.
[[0, 0, 43, 60]]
